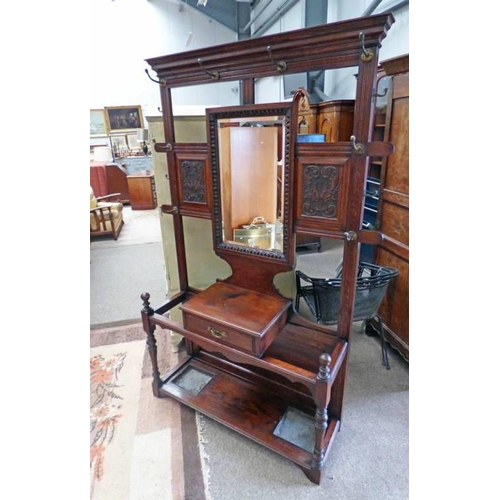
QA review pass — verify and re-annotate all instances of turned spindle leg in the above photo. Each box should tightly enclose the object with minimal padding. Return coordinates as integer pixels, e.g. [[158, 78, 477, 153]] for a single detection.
[[311, 353, 332, 481], [141, 292, 163, 397]]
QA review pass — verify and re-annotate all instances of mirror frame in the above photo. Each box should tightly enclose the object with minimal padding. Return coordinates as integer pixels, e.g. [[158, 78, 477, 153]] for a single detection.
[[207, 102, 296, 265]]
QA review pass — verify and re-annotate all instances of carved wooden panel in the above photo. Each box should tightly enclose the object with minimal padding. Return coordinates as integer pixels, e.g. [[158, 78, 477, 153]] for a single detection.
[[180, 160, 206, 203], [174, 145, 211, 219], [294, 146, 351, 233], [301, 164, 340, 218]]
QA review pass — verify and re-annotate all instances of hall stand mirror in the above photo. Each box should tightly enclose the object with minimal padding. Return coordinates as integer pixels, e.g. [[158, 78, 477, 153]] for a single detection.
[[141, 14, 395, 485]]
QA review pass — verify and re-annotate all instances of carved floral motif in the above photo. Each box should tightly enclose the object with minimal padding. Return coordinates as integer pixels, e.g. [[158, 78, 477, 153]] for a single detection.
[[180, 160, 206, 203], [301, 165, 339, 218]]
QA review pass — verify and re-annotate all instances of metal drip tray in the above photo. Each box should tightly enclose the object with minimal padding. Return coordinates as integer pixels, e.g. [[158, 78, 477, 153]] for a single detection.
[[273, 407, 316, 453], [170, 366, 214, 395]]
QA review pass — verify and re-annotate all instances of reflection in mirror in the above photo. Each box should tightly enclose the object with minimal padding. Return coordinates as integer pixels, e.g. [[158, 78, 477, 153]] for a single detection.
[[219, 115, 284, 252], [207, 104, 293, 262]]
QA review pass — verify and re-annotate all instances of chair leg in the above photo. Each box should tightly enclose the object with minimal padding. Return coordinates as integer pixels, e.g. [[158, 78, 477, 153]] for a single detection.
[[374, 314, 390, 370]]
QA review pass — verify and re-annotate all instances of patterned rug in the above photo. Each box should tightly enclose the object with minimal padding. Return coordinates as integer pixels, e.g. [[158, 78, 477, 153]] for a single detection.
[[90, 323, 210, 500]]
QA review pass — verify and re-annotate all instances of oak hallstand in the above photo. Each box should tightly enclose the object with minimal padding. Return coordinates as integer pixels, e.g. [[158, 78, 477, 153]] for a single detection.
[[141, 13, 395, 485]]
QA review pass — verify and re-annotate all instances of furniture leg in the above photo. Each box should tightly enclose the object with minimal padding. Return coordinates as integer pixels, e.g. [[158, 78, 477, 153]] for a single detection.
[[311, 354, 331, 479], [141, 292, 164, 396], [375, 314, 390, 370]]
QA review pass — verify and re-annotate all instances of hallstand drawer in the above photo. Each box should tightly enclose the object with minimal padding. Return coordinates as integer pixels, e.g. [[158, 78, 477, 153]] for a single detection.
[[180, 281, 291, 357], [183, 312, 254, 354]]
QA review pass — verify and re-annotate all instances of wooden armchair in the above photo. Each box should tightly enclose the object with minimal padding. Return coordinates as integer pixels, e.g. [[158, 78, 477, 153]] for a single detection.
[[90, 186, 124, 240]]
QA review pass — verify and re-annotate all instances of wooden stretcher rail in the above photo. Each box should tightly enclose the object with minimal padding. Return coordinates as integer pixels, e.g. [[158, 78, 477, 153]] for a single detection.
[[150, 313, 348, 395]]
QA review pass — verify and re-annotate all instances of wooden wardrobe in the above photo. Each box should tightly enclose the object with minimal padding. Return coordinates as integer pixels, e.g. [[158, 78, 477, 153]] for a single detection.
[[369, 54, 409, 360]]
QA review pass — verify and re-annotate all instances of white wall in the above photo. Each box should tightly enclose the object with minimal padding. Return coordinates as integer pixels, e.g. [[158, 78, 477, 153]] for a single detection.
[[89, 0, 238, 116]]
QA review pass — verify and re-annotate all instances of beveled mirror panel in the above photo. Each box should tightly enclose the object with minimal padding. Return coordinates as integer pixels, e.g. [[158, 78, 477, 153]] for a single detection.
[[207, 103, 295, 263]]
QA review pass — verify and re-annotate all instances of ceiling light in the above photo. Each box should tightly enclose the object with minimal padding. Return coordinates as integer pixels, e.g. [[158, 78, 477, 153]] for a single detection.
[[197, 0, 208, 6]]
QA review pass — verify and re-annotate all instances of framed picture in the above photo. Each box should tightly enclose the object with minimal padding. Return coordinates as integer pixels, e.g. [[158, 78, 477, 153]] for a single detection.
[[104, 105, 144, 133], [110, 135, 129, 157], [126, 133, 140, 151], [90, 109, 107, 136]]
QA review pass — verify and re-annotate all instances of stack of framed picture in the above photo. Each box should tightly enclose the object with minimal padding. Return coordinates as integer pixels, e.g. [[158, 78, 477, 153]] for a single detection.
[[90, 105, 145, 158]]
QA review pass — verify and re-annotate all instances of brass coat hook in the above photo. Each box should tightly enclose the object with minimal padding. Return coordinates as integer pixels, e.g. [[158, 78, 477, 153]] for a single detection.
[[145, 69, 166, 86], [197, 58, 220, 80], [267, 45, 287, 73], [350, 135, 364, 155], [344, 230, 358, 242], [161, 204, 179, 215], [358, 32, 374, 62]]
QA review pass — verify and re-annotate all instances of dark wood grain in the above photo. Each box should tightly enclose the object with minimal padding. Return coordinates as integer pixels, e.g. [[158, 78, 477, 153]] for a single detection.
[[146, 14, 394, 87], [142, 14, 395, 485], [160, 357, 341, 484]]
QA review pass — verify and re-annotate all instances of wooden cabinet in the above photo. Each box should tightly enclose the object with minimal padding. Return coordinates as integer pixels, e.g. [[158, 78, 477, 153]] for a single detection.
[[296, 88, 354, 142], [127, 170, 157, 210], [316, 100, 355, 142], [369, 54, 409, 361]]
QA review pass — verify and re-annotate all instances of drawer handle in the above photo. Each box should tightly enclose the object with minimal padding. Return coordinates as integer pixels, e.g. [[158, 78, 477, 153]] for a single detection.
[[207, 326, 227, 339]]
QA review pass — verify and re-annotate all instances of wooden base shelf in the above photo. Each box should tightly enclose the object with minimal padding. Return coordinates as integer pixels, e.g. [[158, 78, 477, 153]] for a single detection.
[[160, 354, 341, 482], [146, 308, 348, 484]]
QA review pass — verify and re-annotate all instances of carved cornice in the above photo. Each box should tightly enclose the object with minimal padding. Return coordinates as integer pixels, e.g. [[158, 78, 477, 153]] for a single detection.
[[145, 14, 395, 87]]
